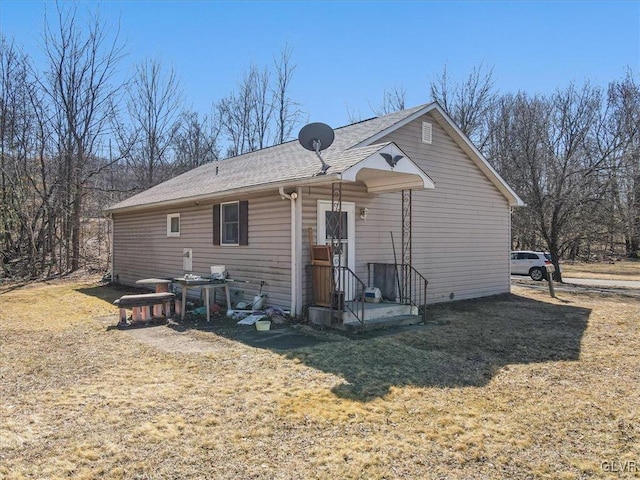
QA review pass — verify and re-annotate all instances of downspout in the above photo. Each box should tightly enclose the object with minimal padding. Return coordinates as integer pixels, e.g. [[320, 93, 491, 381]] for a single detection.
[[508, 207, 513, 289], [295, 186, 303, 317], [107, 212, 114, 283], [279, 187, 299, 316]]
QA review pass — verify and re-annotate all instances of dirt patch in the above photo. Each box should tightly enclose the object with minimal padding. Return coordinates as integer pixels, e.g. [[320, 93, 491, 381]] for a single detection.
[[105, 319, 227, 353]]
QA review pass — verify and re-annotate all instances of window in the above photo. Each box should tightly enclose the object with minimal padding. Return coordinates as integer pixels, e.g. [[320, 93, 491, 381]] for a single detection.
[[324, 211, 348, 240], [222, 202, 239, 245], [213, 201, 248, 246], [167, 213, 180, 237]]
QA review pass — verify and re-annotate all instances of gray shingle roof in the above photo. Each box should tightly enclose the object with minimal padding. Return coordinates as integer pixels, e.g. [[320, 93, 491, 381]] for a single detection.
[[105, 104, 429, 213]]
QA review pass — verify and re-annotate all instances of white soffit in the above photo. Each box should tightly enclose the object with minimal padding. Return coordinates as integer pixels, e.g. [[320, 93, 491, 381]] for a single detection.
[[340, 143, 435, 193]]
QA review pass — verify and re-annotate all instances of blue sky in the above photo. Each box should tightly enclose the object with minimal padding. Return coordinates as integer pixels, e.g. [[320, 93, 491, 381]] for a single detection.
[[1, 0, 639, 129]]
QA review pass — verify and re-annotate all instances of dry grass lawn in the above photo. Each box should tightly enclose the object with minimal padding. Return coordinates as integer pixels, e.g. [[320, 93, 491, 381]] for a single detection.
[[1, 277, 638, 479], [562, 259, 640, 281]]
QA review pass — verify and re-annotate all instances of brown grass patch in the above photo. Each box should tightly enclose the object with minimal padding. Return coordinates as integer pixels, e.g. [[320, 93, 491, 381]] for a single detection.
[[562, 259, 640, 280], [1, 279, 638, 479]]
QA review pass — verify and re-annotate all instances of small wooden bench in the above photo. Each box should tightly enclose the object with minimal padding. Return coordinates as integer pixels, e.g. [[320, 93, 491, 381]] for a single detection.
[[114, 292, 175, 325]]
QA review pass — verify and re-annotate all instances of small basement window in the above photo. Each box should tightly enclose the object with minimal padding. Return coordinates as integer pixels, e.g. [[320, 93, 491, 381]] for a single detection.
[[167, 213, 180, 237]]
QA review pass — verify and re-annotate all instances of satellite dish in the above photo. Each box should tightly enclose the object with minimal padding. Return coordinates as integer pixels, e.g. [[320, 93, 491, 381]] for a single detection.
[[298, 122, 334, 175], [298, 122, 335, 152]]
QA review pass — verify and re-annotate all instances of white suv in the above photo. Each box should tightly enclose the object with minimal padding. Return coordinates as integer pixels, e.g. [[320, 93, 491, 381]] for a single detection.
[[510, 251, 554, 281]]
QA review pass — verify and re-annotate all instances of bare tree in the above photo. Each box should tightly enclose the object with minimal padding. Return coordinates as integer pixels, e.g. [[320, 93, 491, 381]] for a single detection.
[[173, 110, 220, 171], [122, 59, 183, 188], [430, 63, 497, 151], [373, 84, 407, 115], [487, 83, 608, 279], [38, 5, 124, 272], [602, 71, 640, 257], [345, 105, 365, 124], [217, 63, 273, 156], [273, 45, 302, 144], [217, 48, 302, 156], [251, 65, 272, 151], [0, 36, 40, 277]]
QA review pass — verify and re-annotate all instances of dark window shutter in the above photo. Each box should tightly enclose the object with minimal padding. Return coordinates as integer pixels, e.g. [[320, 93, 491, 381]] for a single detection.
[[239, 200, 248, 245], [213, 204, 220, 245]]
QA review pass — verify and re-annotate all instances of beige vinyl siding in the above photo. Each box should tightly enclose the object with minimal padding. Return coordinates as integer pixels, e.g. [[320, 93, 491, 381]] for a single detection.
[[112, 190, 292, 308], [300, 112, 511, 305], [113, 110, 512, 312], [376, 112, 510, 302]]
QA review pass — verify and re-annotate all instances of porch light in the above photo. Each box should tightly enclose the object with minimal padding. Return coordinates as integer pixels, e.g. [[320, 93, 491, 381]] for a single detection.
[[360, 207, 369, 221]]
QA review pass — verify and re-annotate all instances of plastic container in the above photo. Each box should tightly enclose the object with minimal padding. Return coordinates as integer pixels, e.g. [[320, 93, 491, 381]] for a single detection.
[[364, 287, 382, 303], [252, 294, 265, 310], [210, 265, 226, 280], [255, 320, 271, 331]]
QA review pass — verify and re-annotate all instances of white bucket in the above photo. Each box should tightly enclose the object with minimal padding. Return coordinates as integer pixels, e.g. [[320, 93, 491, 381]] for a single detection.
[[252, 295, 265, 310]]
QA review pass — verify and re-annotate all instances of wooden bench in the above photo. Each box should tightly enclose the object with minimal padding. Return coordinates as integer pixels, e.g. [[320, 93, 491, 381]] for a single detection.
[[114, 292, 175, 325]]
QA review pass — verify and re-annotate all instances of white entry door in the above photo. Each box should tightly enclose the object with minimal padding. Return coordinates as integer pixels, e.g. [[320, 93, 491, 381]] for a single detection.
[[317, 200, 356, 299]]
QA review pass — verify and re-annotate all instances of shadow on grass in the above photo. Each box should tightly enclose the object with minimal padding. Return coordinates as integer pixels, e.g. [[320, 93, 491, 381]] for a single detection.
[[76, 283, 336, 348], [166, 292, 592, 401], [76, 283, 149, 304], [76, 285, 592, 402], [283, 293, 591, 401]]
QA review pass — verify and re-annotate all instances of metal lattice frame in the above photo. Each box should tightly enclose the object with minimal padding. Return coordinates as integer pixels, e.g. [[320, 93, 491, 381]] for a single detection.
[[401, 189, 412, 303], [329, 182, 342, 267], [328, 182, 343, 315]]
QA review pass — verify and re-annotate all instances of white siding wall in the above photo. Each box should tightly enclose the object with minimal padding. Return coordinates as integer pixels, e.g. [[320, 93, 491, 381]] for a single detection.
[[112, 190, 292, 308], [300, 112, 510, 305]]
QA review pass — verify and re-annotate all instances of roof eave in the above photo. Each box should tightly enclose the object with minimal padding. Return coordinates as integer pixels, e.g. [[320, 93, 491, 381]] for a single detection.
[[103, 174, 339, 215]]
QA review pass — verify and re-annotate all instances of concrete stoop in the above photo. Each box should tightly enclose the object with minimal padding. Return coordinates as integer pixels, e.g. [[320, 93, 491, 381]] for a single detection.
[[308, 301, 423, 332]]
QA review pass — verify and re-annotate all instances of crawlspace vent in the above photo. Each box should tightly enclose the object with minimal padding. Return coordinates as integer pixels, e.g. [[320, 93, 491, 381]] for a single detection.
[[422, 121, 433, 144]]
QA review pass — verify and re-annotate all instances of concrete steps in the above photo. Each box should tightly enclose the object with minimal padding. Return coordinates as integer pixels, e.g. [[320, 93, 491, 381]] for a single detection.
[[343, 314, 423, 332], [309, 301, 423, 332]]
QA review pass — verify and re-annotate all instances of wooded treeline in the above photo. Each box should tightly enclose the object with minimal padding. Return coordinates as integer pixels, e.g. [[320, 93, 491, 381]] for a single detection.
[[1, 7, 638, 280], [1, 7, 301, 279], [429, 65, 639, 278]]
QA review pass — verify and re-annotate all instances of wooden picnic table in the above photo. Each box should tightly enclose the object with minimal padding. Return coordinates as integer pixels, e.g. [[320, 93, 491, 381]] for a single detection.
[[135, 278, 172, 293], [135, 278, 173, 316], [172, 277, 232, 323]]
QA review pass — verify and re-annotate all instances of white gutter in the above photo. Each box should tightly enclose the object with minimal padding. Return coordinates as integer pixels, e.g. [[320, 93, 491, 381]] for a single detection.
[[279, 186, 300, 317]]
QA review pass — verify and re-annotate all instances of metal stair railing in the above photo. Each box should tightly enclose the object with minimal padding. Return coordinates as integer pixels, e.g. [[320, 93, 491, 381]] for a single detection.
[[400, 263, 428, 323], [307, 264, 366, 328], [367, 262, 428, 323], [332, 265, 366, 329]]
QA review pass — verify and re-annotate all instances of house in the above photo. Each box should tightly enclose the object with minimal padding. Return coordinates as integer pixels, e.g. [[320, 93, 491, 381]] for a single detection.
[[104, 102, 523, 326]]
